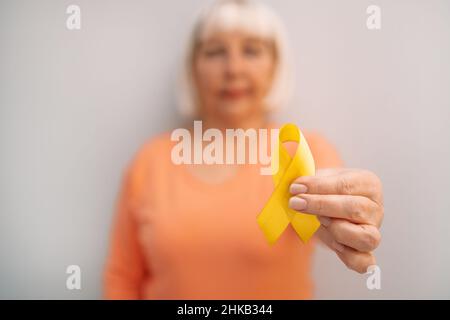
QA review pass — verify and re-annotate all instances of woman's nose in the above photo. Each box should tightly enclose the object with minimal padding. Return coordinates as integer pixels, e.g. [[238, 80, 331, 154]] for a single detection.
[[224, 52, 245, 78]]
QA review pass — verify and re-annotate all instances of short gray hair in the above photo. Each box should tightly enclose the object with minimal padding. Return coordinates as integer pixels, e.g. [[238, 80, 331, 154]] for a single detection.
[[177, 0, 294, 118]]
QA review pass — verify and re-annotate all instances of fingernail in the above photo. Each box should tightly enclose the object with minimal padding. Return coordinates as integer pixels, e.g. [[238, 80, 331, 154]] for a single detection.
[[288, 197, 307, 211], [318, 216, 331, 227], [332, 241, 345, 253], [289, 183, 307, 194]]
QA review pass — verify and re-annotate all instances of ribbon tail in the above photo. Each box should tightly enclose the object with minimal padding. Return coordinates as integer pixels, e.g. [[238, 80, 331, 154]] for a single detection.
[[256, 196, 290, 245], [290, 211, 321, 243]]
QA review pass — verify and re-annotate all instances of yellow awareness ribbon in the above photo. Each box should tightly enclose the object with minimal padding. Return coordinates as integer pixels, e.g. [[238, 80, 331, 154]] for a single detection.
[[257, 123, 320, 245]]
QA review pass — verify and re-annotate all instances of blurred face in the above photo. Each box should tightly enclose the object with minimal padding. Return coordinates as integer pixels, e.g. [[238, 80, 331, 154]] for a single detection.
[[193, 30, 276, 126]]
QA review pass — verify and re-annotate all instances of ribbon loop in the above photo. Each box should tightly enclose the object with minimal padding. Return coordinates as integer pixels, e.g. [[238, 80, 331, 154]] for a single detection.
[[257, 123, 320, 245]]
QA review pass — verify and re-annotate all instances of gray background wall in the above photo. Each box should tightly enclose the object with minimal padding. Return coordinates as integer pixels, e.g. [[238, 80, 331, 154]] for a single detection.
[[1, 0, 449, 299]]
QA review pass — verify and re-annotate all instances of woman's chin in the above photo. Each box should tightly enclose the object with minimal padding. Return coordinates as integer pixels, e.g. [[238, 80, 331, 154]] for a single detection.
[[216, 101, 255, 122]]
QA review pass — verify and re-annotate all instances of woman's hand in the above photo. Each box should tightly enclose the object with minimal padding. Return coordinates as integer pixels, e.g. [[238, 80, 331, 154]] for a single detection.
[[288, 168, 384, 273]]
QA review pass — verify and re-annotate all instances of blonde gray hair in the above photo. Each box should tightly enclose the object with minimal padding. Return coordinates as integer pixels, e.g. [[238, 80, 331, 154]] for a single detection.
[[177, 0, 294, 118]]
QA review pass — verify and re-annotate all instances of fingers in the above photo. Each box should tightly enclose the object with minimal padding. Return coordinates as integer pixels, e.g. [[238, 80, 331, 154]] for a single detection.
[[326, 219, 381, 252], [289, 193, 381, 226], [316, 225, 345, 253], [317, 222, 377, 274], [291, 168, 383, 274], [336, 247, 376, 274], [292, 169, 383, 205]]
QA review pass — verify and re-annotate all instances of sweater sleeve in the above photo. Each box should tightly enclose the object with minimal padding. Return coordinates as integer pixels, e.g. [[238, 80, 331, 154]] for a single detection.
[[103, 156, 148, 299]]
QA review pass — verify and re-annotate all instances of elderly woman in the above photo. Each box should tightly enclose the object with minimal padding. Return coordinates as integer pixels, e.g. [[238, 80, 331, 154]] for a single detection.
[[103, 0, 383, 299]]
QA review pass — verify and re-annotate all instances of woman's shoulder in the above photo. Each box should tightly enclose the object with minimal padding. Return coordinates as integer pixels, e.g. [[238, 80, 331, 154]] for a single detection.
[[269, 122, 336, 147], [266, 121, 344, 168], [137, 131, 173, 157], [122, 131, 175, 196], [128, 131, 175, 171], [302, 130, 344, 169]]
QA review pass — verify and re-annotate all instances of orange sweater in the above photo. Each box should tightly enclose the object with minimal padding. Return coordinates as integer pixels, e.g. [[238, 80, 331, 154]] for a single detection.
[[103, 127, 342, 299]]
